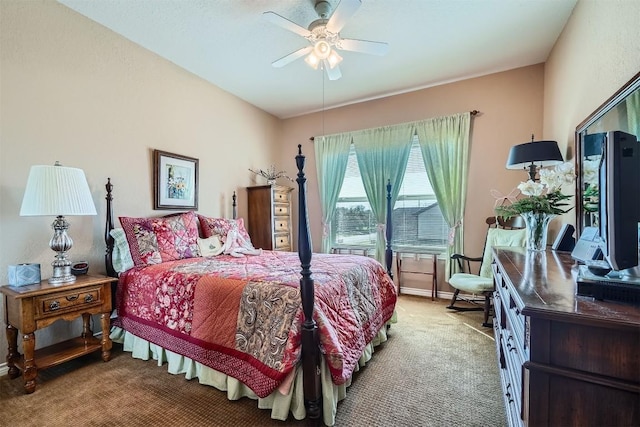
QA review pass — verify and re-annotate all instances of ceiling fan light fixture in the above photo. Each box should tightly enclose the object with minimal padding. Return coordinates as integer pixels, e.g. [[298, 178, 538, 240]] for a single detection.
[[327, 50, 342, 69], [304, 52, 321, 69], [313, 40, 331, 59]]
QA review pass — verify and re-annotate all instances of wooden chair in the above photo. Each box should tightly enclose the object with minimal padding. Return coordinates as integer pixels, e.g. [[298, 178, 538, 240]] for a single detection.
[[447, 216, 526, 327]]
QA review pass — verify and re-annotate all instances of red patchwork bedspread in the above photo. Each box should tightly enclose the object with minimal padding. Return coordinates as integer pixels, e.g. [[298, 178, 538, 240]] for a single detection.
[[114, 251, 397, 397]]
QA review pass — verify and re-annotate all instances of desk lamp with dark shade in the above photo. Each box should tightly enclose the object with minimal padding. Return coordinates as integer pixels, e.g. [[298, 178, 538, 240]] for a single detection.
[[506, 135, 564, 181], [19, 162, 97, 285]]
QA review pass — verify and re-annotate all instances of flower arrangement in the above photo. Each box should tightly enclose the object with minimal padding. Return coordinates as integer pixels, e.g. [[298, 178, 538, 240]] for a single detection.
[[249, 165, 294, 184], [495, 162, 575, 218], [582, 156, 600, 214]]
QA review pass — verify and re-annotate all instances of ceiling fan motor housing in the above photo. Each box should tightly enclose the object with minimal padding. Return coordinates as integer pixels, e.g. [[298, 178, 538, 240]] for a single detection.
[[314, 1, 332, 19]]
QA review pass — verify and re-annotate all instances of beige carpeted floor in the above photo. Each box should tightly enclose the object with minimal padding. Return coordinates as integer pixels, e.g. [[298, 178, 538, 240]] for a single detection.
[[0, 296, 505, 427]]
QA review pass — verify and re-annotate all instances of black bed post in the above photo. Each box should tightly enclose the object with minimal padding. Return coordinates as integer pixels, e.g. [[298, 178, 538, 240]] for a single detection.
[[385, 179, 393, 278], [232, 191, 237, 220], [105, 178, 117, 278], [295, 144, 322, 420]]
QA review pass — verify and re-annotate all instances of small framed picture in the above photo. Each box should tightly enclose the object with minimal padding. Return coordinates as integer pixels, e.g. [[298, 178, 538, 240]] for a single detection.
[[153, 150, 199, 210]]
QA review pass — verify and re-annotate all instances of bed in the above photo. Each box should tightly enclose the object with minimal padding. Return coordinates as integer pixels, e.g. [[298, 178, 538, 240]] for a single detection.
[[105, 145, 397, 425]]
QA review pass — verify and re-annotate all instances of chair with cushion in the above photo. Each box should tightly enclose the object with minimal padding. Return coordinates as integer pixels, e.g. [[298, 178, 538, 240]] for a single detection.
[[447, 216, 526, 327]]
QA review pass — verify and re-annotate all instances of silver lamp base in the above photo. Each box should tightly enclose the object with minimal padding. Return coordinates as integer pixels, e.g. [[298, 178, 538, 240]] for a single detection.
[[48, 215, 77, 285]]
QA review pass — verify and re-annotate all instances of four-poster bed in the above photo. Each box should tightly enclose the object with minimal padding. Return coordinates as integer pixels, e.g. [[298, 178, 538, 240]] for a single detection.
[[104, 145, 397, 425]]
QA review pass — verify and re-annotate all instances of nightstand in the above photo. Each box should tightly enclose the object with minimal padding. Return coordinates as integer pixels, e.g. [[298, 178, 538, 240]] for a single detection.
[[0, 274, 115, 393]]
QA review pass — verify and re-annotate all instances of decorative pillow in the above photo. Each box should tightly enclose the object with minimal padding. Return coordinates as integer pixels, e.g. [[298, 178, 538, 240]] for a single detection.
[[198, 215, 252, 244], [151, 211, 201, 262], [110, 228, 135, 273], [119, 216, 162, 267], [120, 211, 201, 266], [478, 227, 527, 278], [198, 235, 224, 257]]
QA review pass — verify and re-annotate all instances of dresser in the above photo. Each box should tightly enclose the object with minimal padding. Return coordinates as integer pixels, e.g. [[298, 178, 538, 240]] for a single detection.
[[246, 184, 293, 251], [492, 248, 640, 427]]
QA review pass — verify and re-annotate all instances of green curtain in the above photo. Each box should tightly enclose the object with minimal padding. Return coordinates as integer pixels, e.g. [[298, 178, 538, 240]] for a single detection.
[[314, 133, 352, 253], [414, 112, 471, 280], [627, 90, 640, 138], [352, 125, 413, 263]]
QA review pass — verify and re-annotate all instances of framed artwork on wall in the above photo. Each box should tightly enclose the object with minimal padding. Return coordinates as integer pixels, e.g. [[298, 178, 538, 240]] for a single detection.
[[153, 149, 199, 210]]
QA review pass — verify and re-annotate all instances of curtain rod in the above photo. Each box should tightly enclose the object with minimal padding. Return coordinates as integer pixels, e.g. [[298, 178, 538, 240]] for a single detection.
[[309, 110, 480, 141]]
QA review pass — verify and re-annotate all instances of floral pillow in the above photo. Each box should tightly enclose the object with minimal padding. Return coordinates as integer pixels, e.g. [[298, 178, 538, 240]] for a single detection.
[[120, 211, 200, 267], [152, 211, 201, 262], [198, 215, 252, 243]]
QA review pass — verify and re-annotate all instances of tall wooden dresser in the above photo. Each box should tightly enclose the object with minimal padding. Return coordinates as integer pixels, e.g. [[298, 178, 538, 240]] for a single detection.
[[492, 247, 640, 427], [246, 184, 293, 251]]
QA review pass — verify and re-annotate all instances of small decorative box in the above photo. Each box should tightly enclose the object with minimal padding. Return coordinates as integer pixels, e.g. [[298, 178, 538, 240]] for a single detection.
[[7, 263, 41, 287]]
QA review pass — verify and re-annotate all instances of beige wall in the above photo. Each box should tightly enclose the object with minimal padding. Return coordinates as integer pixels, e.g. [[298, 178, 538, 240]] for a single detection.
[[544, 0, 640, 158], [280, 65, 546, 292], [0, 1, 280, 360]]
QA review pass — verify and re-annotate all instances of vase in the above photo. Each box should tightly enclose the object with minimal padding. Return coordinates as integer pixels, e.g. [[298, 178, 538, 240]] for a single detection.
[[520, 211, 556, 251], [267, 178, 276, 185]]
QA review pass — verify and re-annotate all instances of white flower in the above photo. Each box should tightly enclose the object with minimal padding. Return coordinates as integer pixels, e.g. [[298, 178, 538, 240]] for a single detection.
[[518, 180, 544, 196], [540, 161, 574, 192], [583, 157, 600, 186]]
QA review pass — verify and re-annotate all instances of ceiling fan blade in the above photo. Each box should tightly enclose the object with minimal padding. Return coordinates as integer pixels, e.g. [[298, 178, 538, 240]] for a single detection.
[[338, 38, 389, 56], [326, 0, 362, 33], [272, 46, 313, 68], [323, 61, 342, 81], [263, 11, 311, 37]]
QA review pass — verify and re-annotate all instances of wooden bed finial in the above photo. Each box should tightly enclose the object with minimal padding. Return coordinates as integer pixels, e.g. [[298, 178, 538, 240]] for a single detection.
[[232, 191, 237, 220], [105, 178, 116, 278]]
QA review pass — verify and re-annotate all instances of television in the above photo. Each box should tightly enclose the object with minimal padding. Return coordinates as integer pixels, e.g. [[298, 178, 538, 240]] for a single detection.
[[598, 130, 640, 272]]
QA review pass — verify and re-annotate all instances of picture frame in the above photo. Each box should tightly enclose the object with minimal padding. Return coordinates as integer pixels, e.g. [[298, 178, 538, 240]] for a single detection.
[[153, 149, 199, 210]]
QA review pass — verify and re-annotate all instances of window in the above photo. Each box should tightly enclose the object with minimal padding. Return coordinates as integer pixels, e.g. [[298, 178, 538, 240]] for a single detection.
[[332, 138, 448, 251]]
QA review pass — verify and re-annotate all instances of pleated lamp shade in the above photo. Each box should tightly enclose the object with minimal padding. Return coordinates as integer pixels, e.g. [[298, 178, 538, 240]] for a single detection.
[[20, 163, 97, 216]]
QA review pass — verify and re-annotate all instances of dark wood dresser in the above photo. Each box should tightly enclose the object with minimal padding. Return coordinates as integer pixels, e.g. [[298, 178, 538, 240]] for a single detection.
[[246, 184, 293, 251], [492, 247, 640, 427]]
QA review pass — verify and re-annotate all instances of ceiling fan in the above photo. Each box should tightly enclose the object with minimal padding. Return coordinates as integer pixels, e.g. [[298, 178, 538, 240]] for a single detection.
[[264, 0, 389, 81]]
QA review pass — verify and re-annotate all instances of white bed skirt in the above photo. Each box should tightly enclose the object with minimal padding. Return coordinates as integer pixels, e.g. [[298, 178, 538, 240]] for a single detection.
[[110, 316, 393, 426]]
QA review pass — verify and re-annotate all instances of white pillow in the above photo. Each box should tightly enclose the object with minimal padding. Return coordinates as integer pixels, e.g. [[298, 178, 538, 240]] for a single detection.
[[198, 235, 224, 257], [110, 228, 135, 273]]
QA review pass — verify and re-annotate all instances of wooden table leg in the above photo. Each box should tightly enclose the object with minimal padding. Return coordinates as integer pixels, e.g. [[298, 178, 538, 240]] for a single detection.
[[100, 312, 112, 362], [6, 324, 20, 379], [22, 332, 36, 393], [81, 312, 92, 339]]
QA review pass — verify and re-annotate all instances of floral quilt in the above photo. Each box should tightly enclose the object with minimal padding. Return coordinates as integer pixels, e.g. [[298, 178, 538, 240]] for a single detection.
[[114, 251, 397, 397]]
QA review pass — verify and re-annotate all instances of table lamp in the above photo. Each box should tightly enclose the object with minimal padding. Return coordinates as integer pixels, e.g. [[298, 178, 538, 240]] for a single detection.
[[506, 135, 564, 181], [20, 162, 97, 284]]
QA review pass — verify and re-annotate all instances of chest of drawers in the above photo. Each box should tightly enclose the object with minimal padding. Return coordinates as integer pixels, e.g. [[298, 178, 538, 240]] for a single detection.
[[246, 184, 293, 251]]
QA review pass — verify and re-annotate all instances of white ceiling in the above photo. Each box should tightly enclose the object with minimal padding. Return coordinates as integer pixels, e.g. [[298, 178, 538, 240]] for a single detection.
[[58, 0, 577, 119]]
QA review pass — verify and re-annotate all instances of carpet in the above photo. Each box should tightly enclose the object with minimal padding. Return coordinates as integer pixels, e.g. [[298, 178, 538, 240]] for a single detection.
[[0, 296, 506, 427]]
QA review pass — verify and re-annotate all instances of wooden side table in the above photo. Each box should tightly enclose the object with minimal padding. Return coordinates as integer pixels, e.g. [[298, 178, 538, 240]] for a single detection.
[[0, 274, 115, 393], [395, 250, 438, 300]]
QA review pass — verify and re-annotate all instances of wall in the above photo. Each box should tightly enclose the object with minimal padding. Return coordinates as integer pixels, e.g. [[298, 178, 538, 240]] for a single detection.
[[544, 0, 640, 157], [280, 65, 546, 294], [0, 1, 280, 363]]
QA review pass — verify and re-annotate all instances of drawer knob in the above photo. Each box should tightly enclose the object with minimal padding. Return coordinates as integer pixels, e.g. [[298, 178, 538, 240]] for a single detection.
[[84, 294, 94, 303], [66, 295, 78, 302], [49, 301, 60, 311]]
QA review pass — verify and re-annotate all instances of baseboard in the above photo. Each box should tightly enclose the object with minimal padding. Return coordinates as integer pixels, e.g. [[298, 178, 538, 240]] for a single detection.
[[399, 286, 453, 301]]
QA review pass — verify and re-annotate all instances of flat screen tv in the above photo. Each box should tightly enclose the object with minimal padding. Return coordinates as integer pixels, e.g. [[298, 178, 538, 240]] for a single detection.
[[598, 130, 640, 271]]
